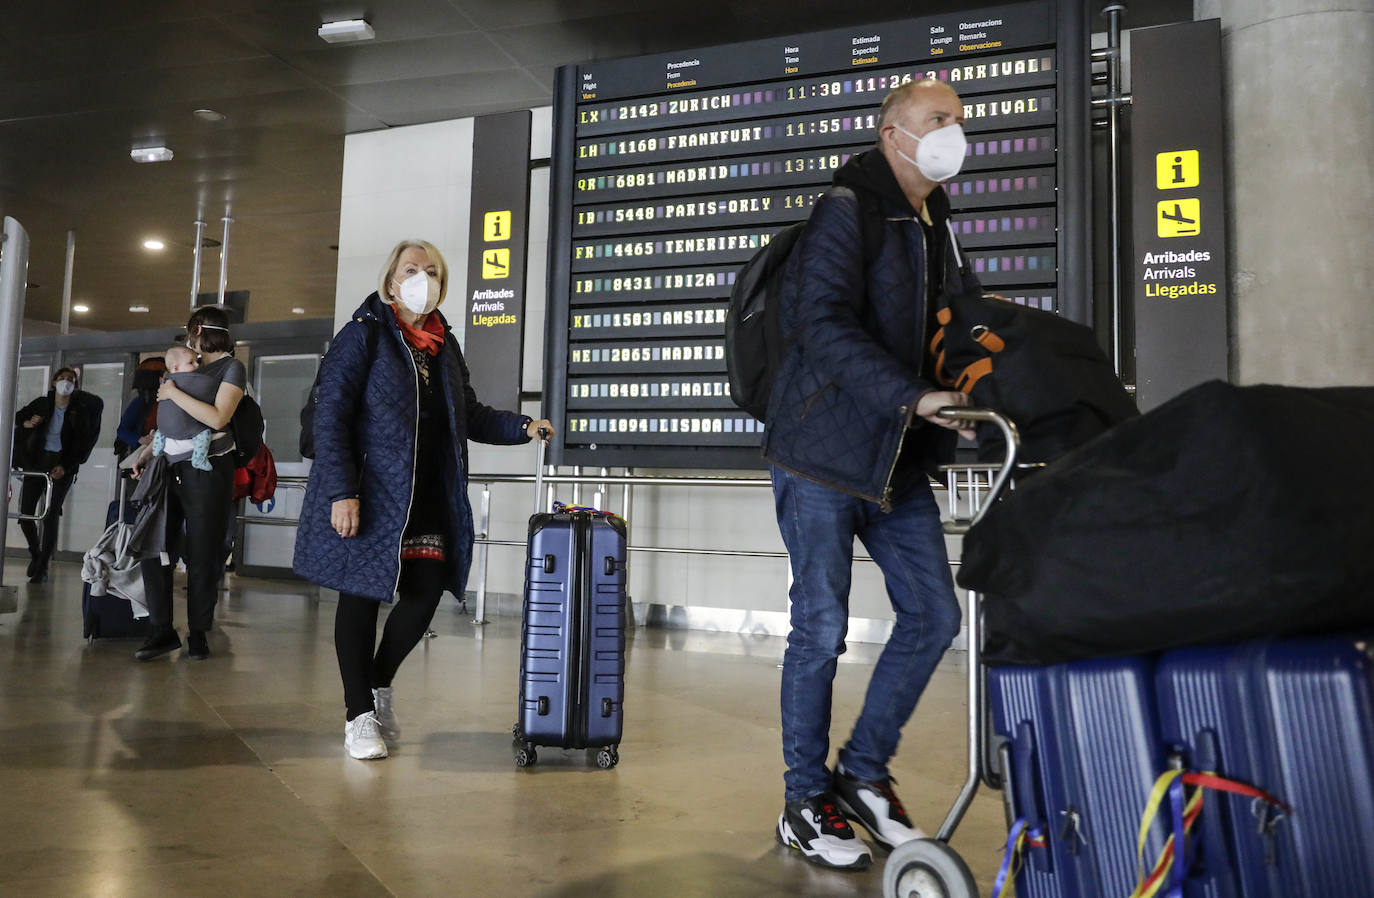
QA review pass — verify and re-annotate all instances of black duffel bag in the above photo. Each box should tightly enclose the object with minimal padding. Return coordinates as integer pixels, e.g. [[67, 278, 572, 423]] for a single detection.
[[930, 226, 1138, 465], [960, 380, 1374, 666]]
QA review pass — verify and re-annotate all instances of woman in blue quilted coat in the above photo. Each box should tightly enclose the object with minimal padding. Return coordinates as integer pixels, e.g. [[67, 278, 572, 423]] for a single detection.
[[294, 239, 553, 760]]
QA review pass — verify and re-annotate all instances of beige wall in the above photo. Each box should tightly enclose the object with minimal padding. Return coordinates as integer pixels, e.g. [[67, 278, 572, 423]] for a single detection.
[[1196, 0, 1374, 386]]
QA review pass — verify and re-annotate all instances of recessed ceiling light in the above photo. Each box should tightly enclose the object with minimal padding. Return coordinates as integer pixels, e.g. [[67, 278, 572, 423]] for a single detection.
[[129, 305, 151, 313], [73, 304, 90, 313], [143, 239, 165, 250], [291, 307, 306, 315], [193, 108, 227, 122], [130, 145, 174, 163], [318, 19, 374, 42]]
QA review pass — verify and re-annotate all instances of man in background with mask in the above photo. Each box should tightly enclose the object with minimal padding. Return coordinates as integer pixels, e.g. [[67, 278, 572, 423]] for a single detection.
[[763, 79, 979, 870], [14, 367, 104, 583]]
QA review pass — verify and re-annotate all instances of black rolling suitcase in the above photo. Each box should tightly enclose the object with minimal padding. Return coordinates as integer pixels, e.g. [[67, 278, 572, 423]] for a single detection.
[[512, 436, 628, 769], [82, 475, 146, 640]]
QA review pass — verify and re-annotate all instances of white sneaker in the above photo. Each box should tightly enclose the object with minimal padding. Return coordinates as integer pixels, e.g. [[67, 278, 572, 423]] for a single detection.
[[372, 687, 400, 744], [776, 793, 873, 870], [344, 711, 388, 760], [833, 766, 926, 850]]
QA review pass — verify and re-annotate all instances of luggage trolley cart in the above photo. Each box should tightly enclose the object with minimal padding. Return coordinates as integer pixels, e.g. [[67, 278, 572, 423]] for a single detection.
[[883, 407, 1025, 898]]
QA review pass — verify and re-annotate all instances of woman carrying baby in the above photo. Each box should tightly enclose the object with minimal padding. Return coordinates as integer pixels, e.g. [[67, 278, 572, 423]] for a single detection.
[[131, 306, 247, 661]]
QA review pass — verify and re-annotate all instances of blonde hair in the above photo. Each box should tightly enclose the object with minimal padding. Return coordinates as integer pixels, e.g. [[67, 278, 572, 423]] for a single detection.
[[377, 239, 449, 307], [165, 345, 198, 370]]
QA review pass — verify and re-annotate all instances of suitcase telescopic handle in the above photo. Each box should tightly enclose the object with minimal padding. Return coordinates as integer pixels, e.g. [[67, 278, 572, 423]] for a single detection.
[[533, 426, 551, 516]]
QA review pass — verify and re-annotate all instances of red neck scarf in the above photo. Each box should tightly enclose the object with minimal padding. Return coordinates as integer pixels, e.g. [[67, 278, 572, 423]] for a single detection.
[[392, 306, 445, 356]]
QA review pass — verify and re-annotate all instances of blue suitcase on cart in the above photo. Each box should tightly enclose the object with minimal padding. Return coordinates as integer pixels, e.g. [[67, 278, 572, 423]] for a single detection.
[[513, 503, 627, 768], [990, 657, 1169, 898], [1156, 635, 1374, 898]]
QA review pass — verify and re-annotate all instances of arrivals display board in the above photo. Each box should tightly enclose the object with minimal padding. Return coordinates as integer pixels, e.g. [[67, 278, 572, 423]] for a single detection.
[[546, 1, 1088, 468]]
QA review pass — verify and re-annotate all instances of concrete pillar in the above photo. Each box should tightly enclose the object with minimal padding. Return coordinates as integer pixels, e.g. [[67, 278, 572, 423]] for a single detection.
[[1194, 0, 1374, 386]]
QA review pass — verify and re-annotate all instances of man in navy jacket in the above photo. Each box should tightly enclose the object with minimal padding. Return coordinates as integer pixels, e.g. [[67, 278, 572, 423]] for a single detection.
[[765, 79, 979, 870]]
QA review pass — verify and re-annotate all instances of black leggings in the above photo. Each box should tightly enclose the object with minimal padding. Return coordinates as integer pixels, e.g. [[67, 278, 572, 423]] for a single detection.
[[335, 560, 445, 721], [144, 455, 235, 633]]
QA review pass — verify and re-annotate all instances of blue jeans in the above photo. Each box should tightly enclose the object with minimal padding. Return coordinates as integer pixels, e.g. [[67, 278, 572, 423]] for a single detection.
[[771, 466, 962, 803]]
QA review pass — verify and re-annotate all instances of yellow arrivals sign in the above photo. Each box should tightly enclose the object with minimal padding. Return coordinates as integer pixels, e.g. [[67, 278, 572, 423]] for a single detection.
[[482, 248, 510, 279], [1156, 198, 1200, 238]]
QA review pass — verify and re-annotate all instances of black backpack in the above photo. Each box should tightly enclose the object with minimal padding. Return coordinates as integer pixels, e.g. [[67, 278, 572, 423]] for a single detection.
[[229, 393, 264, 466], [300, 317, 378, 460], [929, 222, 1138, 466], [725, 192, 883, 422], [299, 376, 321, 460]]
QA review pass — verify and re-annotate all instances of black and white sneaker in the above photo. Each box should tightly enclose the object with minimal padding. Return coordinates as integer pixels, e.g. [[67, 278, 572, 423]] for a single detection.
[[833, 766, 925, 850], [775, 792, 873, 870]]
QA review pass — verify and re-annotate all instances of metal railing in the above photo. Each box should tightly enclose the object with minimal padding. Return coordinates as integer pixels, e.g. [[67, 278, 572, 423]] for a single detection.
[[7, 470, 54, 523], [234, 479, 308, 527], [239, 467, 997, 628]]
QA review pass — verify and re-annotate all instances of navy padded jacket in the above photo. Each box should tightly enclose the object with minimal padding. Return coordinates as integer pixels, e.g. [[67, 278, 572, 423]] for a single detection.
[[762, 149, 979, 509], [293, 293, 531, 601]]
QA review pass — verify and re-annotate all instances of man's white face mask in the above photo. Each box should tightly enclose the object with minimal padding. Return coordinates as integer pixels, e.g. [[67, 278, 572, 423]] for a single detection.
[[892, 122, 968, 182], [393, 271, 441, 315]]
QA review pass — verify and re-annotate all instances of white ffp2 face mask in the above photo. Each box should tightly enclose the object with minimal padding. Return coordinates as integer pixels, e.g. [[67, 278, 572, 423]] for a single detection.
[[893, 122, 968, 182], [54, 381, 76, 396], [394, 271, 441, 315]]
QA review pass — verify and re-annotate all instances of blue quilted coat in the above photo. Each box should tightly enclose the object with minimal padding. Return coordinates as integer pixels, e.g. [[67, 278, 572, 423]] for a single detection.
[[293, 293, 531, 601], [762, 149, 980, 510]]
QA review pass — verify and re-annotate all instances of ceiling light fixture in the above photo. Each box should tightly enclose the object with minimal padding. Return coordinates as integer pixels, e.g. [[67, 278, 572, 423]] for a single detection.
[[129, 305, 151, 313], [73, 304, 90, 313], [143, 239, 165, 250], [318, 19, 375, 42], [193, 108, 227, 122], [291, 307, 306, 315], [130, 145, 174, 163]]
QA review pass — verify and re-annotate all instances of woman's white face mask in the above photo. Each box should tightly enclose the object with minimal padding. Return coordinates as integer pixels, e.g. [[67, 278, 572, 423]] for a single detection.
[[393, 271, 441, 315], [54, 380, 76, 396], [892, 122, 968, 182]]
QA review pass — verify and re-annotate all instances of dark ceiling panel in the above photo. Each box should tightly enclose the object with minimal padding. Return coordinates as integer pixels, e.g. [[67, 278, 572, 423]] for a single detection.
[[452, 0, 648, 30], [215, 0, 477, 54], [278, 33, 516, 87], [0, 0, 203, 37], [0, 19, 267, 84], [0, 57, 319, 121]]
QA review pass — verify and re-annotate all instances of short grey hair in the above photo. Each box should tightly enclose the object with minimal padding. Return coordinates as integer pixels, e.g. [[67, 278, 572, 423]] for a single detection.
[[877, 77, 949, 130]]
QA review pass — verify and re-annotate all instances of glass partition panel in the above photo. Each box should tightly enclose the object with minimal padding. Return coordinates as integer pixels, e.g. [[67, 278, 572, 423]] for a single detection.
[[58, 361, 126, 554], [255, 354, 318, 465]]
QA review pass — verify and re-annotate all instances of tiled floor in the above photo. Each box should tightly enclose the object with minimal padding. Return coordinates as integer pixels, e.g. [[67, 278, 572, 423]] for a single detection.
[[0, 561, 1006, 897]]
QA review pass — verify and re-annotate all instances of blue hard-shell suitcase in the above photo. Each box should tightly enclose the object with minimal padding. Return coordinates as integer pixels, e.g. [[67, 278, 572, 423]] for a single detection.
[[990, 657, 1169, 898], [514, 507, 627, 768], [81, 483, 146, 640], [1156, 635, 1374, 898]]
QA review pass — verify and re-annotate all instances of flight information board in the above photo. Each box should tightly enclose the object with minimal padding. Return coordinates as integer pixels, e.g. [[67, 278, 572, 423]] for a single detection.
[[546, 0, 1088, 469]]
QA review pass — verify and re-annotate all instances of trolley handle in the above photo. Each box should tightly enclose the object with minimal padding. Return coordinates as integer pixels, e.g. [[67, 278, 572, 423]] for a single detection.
[[936, 406, 1020, 532], [532, 426, 550, 516]]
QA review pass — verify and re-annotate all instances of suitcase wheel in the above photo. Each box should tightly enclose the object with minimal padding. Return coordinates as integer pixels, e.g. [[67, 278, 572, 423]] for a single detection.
[[594, 747, 619, 769], [882, 839, 976, 898], [515, 745, 537, 768]]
